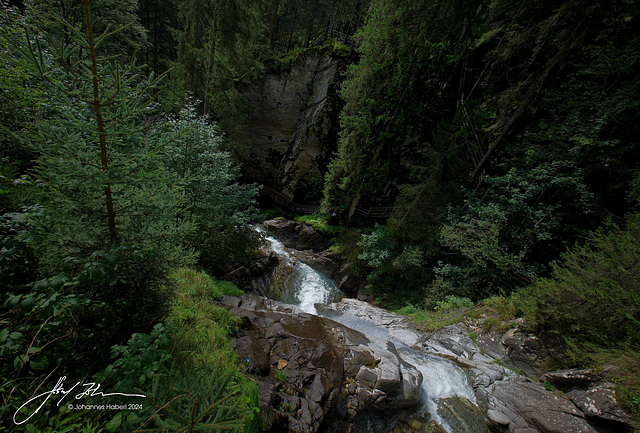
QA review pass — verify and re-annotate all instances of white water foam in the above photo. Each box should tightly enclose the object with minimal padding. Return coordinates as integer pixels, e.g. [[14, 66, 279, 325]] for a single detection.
[[256, 225, 478, 431], [256, 226, 342, 314], [324, 308, 477, 433], [399, 348, 477, 432]]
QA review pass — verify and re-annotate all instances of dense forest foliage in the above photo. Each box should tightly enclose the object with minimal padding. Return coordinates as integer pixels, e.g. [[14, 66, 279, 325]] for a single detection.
[[1, 0, 640, 430], [324, 0, 640, 306]]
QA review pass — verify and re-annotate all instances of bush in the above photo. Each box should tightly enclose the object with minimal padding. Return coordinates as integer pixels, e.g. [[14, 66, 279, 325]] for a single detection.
[[159, 104, 259, 274], [91, 267, 257, 433], [513, 213, 640, 347], [295, 213, 346, 236], [435, 295, 474, 312]]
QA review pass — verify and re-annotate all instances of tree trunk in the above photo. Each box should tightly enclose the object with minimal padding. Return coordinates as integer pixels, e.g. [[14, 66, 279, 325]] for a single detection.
[[471, 94, 532, 178], [81, 0, 118, 243], [203, 9, 217, 115], [269, 0, 280, 48]]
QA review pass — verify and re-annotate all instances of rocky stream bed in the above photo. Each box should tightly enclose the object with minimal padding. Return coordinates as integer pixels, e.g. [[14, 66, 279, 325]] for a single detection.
[[226, 219, 635, 433]]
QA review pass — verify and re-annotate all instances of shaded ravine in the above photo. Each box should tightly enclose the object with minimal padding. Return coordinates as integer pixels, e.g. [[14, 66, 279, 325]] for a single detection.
[[255, 226, 481, 432]]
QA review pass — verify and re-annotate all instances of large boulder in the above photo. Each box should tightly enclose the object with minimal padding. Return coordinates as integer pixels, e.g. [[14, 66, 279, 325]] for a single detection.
[[484, 380, 599, 433], [437, 396, 488, 433], [501, 329, 566, 376], [263, 219, 300, 248], [421, 321, 628, 433], [290, 249, 340, 278], [566, 383, 634, 430], [539, 368, 602, 388], [224, 296, 423, 433], [297, 223, 331, 251]]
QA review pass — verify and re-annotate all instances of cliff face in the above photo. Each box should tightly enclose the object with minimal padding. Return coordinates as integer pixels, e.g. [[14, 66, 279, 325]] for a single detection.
[[236, 48, 344, 200]]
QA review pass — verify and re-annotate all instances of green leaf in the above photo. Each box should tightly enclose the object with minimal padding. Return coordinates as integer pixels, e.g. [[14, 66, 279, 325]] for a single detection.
[[9, 331, 24, 341], [104, 413, 122, 433], [33, 279, 49, 291], [20, 296, 36, 313], [126, 411, 140, 425], [50, 276, 66, 291], [14, 353, 29, 370], [30, 354, 49, 371], [7, 294, 22, 307]]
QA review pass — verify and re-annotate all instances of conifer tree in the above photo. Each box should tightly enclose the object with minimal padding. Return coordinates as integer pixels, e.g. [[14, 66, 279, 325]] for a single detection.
[[174, 0, 264, 116], [25, 0, 193, 327]]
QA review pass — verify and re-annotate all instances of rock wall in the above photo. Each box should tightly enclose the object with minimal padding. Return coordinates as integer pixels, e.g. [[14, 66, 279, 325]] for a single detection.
[[235, 48, 344, 199]]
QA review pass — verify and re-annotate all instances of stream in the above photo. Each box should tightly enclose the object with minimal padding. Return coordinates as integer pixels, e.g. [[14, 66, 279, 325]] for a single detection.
[[255, 228, 343, 315], [256, 227, 480, 432]]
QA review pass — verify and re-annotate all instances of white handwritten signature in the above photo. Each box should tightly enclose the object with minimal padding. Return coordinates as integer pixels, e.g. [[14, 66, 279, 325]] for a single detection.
[[13, 376, 146, 425]]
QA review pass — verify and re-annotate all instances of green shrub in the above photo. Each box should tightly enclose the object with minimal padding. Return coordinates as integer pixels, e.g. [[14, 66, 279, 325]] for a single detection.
[[295, 213, 346, 236], [434, 295, 474, 312], [169, 267, 243, 300], [92, 267, 257, 432], [274, 369, 288, 384], [513, 213, 640, 347]]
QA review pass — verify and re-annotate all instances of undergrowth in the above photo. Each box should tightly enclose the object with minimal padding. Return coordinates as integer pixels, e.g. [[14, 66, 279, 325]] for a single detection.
[[294, 213, 346, 236], [98, 268, 259, 433]]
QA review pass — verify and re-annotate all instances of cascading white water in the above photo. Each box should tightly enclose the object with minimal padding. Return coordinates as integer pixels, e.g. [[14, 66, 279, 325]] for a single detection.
[[257, 225, 479, 432], [321, 309, 477, 433], [398, 348, 477, 431], [256, 227, 342, 314]]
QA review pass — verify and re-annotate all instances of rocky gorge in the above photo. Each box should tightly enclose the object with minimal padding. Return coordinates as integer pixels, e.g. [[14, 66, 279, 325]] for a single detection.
[[231, 48, 345, 200], [227, 219, 636, 433]]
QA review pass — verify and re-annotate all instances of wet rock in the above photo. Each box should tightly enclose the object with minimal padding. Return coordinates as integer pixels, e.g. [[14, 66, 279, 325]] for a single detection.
[[417, 320, 609, 433], [539, 368, 602, 387], [263, 218, 331, 251], [228, 295, 633, 433], [374, 345, 403, 395], [291, 250, 340, 278], [390, 415, 448, 433], [336, 262, 365, 295], [487, 380, 599, 433], [323, 298, 422, 347], [248, 244, 279, 275], [437, 396, 488, 433], [355, 366, 378, 389], [263, 219, 300, 248], [227, 296, 423, 433], [297, 223, 331, 251], [340, 337, 422, 412], [566, 383, 634, 430], [344, 347, 375, 377]]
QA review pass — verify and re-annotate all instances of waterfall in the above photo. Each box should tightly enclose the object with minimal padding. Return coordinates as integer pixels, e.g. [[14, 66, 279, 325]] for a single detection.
[[398, 348, 478, 430], [256, 225, 480, 432], [320, 308, 478, 433], [255, 226, 343, 314]]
